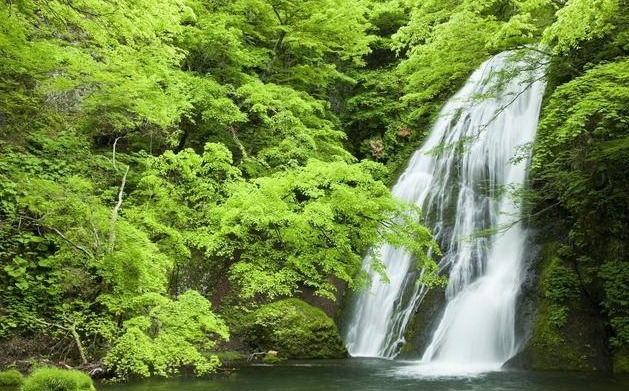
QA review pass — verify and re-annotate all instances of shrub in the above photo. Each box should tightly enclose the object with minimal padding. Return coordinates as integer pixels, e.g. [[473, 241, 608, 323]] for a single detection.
[[103, 290, 229, 380], [22, 367, 94, 391], [0, 369, 24, 386]]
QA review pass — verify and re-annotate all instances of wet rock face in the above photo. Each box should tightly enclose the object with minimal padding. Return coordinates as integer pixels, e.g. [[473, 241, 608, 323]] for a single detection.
[[505, 241, 612, 372], [397, 287, 446, 360], [505, 295, 612, 372]]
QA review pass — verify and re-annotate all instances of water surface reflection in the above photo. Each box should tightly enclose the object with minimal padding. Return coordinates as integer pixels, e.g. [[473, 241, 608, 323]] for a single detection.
[[101, 358, 628, 391]]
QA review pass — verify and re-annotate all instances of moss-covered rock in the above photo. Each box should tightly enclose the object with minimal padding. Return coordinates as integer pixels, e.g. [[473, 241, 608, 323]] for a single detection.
[[210, 350, 248, 363], [0, 369, 24, 389], [261, 351, 284, 364], [242, 298, 347, 359], [22, 367, 95, 391]]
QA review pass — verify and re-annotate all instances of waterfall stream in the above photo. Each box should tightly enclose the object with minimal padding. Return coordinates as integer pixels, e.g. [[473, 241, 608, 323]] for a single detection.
[[344, 51, 547, 372]]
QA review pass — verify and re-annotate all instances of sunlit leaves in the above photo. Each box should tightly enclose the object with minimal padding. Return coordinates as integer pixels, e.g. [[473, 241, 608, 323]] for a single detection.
[[543, 0, 622, 53], [212, 159, 439, 301], [233, 0, 372, 92], [104, 290, 229, 380], [235, 80, 352, 169], [394, 0, 552, 121], [127, 143, 241, 273]]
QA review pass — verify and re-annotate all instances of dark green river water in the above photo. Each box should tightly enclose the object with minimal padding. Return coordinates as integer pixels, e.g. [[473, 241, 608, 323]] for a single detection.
[[100, 359, 629, 391]]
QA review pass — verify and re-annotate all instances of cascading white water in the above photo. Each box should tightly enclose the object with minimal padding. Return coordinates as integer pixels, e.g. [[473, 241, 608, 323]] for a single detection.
[[344, 50, 547, 371]]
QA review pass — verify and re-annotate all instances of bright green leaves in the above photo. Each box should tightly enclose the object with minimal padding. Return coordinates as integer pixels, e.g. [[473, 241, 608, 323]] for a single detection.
[[16, 174, 171, 300], [133, 143, 240, 219], [235, 80, 352, 170], [543, 0, 623, 53], [533, 58, 629, 223], [0, 4, 60, 137], [398, 9, 498, 113], [234, 0, 372, 92], [127, 143, 241, 273], [394, 0, 553, 122], [0, 0, 195, 145], [181, 4, 265, 81], [104, 290, 229, 380], [213, 159, 439, 301]]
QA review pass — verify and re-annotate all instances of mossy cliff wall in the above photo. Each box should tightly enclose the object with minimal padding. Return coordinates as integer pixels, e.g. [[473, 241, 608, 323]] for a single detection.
[[506, 242, 613, 371]]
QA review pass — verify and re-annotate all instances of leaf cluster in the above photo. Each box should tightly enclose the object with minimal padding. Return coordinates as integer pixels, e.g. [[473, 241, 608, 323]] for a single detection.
[[103, 291, 229, 380]]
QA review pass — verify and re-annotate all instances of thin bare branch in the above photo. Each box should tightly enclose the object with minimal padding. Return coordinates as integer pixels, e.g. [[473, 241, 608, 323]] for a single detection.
[[112, 136, 122, 172], [109, 165, 129, 252]]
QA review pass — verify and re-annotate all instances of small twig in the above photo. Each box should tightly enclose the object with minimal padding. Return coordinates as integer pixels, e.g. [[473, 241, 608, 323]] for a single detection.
[[51, 227, 94, 259], [33, 317, 89, 366], [229, 126, 249, 159], [247, 351, 267, 361], [112, 137, 123, 172]]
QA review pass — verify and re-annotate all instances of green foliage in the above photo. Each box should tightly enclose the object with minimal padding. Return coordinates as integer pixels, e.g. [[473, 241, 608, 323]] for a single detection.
[[212, 159, 439, 301], [543, 0, 623, 53], [394, 0, 552, 122], [340, 69, 409, 160], [128, 144, 240, 249], [539, 255, 581, 329], [530, 0, 628, 369], [15, 173, 170, 298], [22, 368, 94, 391], [0, 369, 24, 387], [532, 59, 629, 347], [234, 80, 352, 170], [600, 261, 629, 347], [242, 298, 346, 359], [0, 0, 198, 147], [104, 291, 229, 380], [124, 143, 243, 296], [233, 0, 373, 93]]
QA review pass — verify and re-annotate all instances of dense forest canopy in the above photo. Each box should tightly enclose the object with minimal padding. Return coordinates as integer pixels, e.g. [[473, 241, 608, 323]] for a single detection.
[[0, 0, 627, 378]]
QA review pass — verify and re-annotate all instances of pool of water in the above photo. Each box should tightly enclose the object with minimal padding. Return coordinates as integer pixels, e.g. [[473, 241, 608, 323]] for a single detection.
[[100, 359, 629, 391]]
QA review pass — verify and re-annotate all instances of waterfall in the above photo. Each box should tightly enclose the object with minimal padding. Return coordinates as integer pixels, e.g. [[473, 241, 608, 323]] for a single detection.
[[344, 50, 547, 370]]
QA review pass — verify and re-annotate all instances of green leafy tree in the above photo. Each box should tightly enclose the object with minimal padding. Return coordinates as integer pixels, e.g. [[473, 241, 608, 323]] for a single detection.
[[211, 159, 439, 301], [234, 80, 352, 171], [127, 143, 241, 295], [394, 0, 554, 121], [542, 0, 623, 53], [233, 0, 373, 93], [104, 291, 229, 380]]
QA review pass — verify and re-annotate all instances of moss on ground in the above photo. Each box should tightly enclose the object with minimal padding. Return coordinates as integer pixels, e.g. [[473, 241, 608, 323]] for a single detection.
[[22, 367, 95, 391]]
